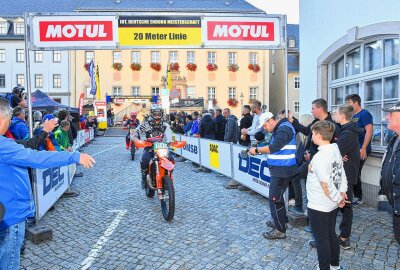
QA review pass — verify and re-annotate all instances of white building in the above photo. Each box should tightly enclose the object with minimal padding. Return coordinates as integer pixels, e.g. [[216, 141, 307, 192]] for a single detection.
[[0, 17, 71, 105], [300, 0, 400, 204]]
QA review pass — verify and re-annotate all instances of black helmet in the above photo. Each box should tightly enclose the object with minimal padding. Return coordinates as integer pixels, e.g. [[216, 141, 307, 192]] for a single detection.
[[12, 85, 24, 95]]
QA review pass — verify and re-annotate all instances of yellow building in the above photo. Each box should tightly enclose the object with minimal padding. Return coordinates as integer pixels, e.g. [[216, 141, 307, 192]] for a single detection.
[[70, 49, 270, 119]]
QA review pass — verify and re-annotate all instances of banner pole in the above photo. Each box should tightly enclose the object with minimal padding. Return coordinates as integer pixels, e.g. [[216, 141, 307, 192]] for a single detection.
[[24, 13, 33, 138]]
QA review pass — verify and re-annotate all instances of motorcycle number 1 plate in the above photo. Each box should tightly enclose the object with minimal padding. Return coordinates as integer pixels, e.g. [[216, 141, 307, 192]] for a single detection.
[[153, 142, 168, 150]]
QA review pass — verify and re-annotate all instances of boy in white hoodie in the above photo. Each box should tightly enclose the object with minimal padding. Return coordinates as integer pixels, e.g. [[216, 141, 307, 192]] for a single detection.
[[307, 121, 349, 270]]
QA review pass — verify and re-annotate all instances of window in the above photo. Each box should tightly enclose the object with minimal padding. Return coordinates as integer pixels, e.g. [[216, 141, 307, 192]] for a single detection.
[[208, 52, 216, 64], [332, 56, 344, 80], [113, 51, 121, 64], [34, 51, 43, 62], [294, 76, 300, 89], [0, 23, 6, 34], [208, 87, 216, 100], [151, 87, 160, 96], [132, 86, 140, 96], [364, 40, 383, 72], [0, 49, 5, 62], [85, 51, 94, 63], [16, 49, 24, 62], [86, 86, 93, 98], [228, 87, 236, 99], [249, 87, 257, 100], [0, 74, 5, 88], [113, 86, 122, 96], [16, 74, 24, 86], [249, 52, 257, 65], [288, 38, 296, 48], [169, 51, 178, 63], [53, 98, 62, 103], [151, 51, 160, 63], [294, 101, 300, 113], [131, 51, 140, 64], [14, 23, 24, 35], [53, 51, 61, 62], [345, 47, 360, 76], [187, 51, 195, 64], [384, 39, 399, 67], [35, 74, 43, 88], [228, 52, 237, 65], [53, 74, 61, 88], [187, 87, 195, 98]]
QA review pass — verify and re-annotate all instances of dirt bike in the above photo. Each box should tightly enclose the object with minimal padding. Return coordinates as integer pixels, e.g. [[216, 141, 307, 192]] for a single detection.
[[134, 138, 186, 221]]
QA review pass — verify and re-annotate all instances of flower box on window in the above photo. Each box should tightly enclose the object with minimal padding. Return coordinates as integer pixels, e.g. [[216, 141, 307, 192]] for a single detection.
[[112, 63, 123, 71], [130, 63, 142, 71], [248, 64, 260, 73], [150, 62, 161, 71], [227, 98, 238, 107], [170, 62, 179, 71], [228, 64, 239, 72], [186, 63, 197, 71], [212, 99, 218, 106], [206, 63, 218, 71], [84, 63, 90, 71]]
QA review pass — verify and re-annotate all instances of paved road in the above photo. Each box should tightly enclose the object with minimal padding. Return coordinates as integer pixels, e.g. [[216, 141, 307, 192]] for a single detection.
[[21, 136, 400, 270]]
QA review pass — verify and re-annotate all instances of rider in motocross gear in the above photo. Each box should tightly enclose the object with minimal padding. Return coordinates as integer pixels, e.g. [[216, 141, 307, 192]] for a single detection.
[[133, 104, 173, 189], [125, 111, 140, 149]]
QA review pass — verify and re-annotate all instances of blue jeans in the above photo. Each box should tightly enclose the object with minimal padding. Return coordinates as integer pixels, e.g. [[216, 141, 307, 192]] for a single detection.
[[0, 221, 25, 270]]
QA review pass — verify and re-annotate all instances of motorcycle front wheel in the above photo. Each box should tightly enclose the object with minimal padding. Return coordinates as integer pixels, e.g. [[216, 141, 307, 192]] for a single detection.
[[160, 175, 175, 221], [131, 145, 135, 160]]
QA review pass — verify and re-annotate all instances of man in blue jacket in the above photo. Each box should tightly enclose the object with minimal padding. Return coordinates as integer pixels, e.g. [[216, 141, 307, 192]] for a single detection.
[[0, 98, 96, 270], [249, 112, 298, 240], [9, 106, 29, 140]]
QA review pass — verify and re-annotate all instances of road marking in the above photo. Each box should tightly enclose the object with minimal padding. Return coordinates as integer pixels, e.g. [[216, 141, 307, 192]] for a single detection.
[[91, 145, 120, 157], [80, 210, 127, 270]]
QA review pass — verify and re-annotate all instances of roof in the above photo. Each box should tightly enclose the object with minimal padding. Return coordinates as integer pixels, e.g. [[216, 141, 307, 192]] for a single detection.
[[287, 24, 299, 72], [0, 0, 81, 16], [287, 24, 299, 50]]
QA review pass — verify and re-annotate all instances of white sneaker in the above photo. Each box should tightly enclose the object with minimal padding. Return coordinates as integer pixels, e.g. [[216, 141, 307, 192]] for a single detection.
[[288, 199, 295, 206]]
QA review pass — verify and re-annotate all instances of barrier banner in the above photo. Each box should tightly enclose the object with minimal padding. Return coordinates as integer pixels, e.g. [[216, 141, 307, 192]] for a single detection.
[[68, 164, 77, 184], [84, 129, 90, 143], [35, 166, 70, 219], [170, 134, 182, 156], [77, 130, 85, 147], [180, 135, 200, 164], [89, 128, 94, 140], [232, 145, 271, 198], [199, 139, 232, 177]]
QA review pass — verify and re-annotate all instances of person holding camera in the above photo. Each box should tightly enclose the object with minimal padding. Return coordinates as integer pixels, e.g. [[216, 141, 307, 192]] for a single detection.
[[8, 86, 26, 109], [248, 112, 298, 240]]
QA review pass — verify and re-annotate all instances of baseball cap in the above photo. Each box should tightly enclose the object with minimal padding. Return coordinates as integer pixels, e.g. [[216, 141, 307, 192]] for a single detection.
[[42, 114, 55, 122], [257, 112, 274, 129], [382, 101, 400, 112]]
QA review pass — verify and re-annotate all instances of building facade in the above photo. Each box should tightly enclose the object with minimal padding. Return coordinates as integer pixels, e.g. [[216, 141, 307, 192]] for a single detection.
[[300, 0, 400, 204]]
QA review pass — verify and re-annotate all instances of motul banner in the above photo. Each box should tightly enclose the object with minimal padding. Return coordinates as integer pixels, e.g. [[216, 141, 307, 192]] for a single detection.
[[31, 16, 118, 48], [203, 17, 282, 48]]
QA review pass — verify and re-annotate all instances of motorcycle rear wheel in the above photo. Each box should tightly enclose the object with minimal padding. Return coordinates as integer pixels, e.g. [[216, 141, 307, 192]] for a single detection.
[[160, 175, 175, 221]]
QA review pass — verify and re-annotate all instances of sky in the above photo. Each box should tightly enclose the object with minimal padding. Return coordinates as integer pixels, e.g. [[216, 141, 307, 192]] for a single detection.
[[245, 0, 299, 24]]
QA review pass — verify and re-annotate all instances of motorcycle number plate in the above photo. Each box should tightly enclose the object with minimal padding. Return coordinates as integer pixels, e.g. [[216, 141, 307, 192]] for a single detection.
[[153, 142, 168, 150]]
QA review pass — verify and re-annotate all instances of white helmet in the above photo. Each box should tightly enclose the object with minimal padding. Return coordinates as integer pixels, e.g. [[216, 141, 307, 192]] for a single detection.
[[150, 104, 163, 120]]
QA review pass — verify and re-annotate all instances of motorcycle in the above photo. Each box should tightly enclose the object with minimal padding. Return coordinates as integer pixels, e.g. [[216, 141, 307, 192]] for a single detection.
[[134, 138, 186, 221]]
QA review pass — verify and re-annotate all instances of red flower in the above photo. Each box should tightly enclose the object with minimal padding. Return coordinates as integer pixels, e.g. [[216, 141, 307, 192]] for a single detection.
[[112, 63, 123, 71], [227, 98, 238, 107], [206, 63, 218, 71], [170, 62, 180, 71], [186, 63, 197, 71], [248, 64, 260, 73], [130, 63, 142, 71], [150, 62, 161, 71], [228, 64, 239, 72], [84, 63, 90, 71]]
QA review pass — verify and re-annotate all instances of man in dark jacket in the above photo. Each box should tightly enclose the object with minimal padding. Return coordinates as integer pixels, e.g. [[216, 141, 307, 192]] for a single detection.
[[380, 101, 400, 245], [333, 104, 360, 249], [199, 110, 218, 140], [239, 105, 253, 146], [214, 108, 226, 141], [249, 112, 298, 240], [223, 108, 239, 143]]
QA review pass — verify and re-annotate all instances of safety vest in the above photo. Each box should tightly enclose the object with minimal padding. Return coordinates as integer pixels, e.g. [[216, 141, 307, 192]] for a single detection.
[[267, 121, 297, 167]]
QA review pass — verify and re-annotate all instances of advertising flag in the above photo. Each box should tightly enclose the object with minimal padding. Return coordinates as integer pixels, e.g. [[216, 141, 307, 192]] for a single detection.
[[88, 60, 97, 96], [79, 92, 85, 115], [96, 65, 101, 100]]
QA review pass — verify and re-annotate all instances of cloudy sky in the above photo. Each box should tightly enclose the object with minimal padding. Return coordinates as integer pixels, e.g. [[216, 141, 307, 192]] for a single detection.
[[245, 0, 299, 24]]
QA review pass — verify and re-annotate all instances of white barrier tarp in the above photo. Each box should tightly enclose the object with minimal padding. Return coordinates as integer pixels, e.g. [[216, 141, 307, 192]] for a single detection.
[[170, 134, 182, 156], [199, 139, 232, 177], [232, 145, 271, 198], [89, 128, 94, 140], [77, 130, 85, 148], [180, 136, 200, 164], [35, 166, 71, 219]]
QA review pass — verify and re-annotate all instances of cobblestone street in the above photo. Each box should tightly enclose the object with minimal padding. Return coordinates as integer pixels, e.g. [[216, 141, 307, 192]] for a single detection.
[[21, 136, 400, 270]]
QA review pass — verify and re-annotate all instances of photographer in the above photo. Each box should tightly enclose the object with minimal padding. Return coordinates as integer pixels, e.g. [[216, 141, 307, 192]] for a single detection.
[[8, 85, 26, 108]]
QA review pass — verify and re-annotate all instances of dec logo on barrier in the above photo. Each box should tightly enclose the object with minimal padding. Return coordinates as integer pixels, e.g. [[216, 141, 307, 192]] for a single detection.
[[238, 153, 270, 186], [42, 167, 65, 196], [209, 143, 220, 169], [183, 143, 198, 154]]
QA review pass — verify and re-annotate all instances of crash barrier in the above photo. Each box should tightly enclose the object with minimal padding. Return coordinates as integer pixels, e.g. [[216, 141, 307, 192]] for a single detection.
[[33, 128, 95, 221], [172, 135, 272, 199]]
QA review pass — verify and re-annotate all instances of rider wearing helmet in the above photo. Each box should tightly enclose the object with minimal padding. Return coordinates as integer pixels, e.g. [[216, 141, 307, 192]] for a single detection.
[[133, 104, 173, 188], [124, 111, 140, 149]]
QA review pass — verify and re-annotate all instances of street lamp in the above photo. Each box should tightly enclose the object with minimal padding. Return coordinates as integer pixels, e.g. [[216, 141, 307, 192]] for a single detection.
[[240, 92, 244, 106]]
